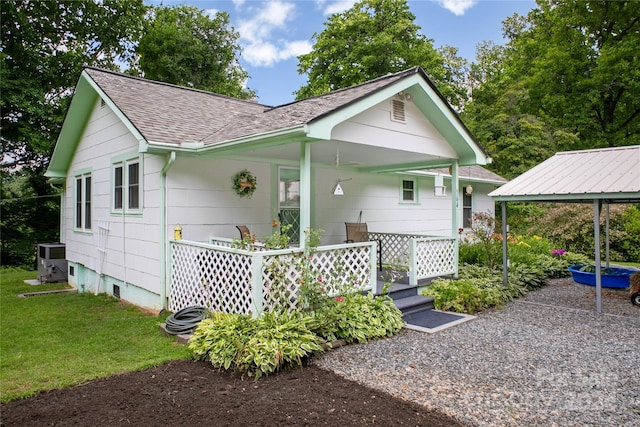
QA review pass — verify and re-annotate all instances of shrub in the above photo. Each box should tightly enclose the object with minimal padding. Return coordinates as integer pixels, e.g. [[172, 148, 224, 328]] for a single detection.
[[527, 203, 639, 262], [188, 311, 323, 379], [310, 293, 404, 344], [421, 278, 505, 314]]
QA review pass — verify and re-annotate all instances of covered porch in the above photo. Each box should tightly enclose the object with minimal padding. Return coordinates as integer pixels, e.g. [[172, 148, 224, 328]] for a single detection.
[[168, 232, 456, 314], [158, 68, 492, 312]]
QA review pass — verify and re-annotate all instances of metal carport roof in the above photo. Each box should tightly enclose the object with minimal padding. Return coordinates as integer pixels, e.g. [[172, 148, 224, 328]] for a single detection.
[[489, 145, 640, 313]]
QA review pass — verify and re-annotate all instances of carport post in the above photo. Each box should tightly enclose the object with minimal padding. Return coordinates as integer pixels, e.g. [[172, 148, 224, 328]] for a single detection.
[[594, 200, 602, 313], [501, 201, 509, 286]]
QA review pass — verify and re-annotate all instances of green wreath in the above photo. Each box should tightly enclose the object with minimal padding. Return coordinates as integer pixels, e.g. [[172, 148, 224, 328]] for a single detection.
[[232, 169, 257, 198]]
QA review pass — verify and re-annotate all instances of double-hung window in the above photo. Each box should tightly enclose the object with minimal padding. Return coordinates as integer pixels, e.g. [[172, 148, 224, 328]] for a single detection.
[[400, 178, 418, 204], [113, 157, 141, 213], [74, 172, 92, 231]]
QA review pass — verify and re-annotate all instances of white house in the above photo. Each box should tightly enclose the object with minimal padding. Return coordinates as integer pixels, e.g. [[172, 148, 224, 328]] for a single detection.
[[46, 67, 505, 312]]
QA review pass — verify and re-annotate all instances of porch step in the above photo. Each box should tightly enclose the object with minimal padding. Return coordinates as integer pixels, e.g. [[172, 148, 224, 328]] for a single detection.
[[393, 295, 435, 315], [376, 279, 435, 315]]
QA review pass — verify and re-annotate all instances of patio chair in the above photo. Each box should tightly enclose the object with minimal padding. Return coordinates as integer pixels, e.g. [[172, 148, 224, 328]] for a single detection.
[[236, 225, 251, 239], [345, 222, 382, 270]]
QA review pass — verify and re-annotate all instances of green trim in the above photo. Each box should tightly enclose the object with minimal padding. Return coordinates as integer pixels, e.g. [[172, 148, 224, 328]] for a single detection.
[[46, 71, 147, 179]]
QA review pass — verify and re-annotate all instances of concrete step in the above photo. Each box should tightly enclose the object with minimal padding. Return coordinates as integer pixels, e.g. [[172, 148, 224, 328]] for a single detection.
[[393, 294, 435, 315]]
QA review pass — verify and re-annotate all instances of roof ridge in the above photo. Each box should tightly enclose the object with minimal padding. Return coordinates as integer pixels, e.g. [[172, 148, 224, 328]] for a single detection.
[[83, 67, 271, 109], [267, 66, 421, 111], [557, 145, 640, 155]]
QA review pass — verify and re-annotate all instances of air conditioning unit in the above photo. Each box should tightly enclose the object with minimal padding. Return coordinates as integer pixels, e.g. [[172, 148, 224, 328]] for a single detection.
[[37, 243, 68, 283]]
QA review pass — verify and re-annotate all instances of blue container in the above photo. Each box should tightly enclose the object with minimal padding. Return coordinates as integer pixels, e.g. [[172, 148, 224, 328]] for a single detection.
[[568, 264, 635, 289]]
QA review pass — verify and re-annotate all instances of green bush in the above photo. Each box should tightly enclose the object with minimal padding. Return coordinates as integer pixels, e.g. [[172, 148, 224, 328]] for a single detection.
[[422, 278, 505, 313], [310, 293, 404, 344], [188, 311, 323, 379], [527, 203, 640, 262]]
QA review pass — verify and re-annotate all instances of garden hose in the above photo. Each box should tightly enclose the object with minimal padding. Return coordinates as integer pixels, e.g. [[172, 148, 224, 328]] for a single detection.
[[164, 306, 208, 335]]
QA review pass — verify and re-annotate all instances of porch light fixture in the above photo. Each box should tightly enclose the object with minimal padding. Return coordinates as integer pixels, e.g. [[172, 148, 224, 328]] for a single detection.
[[434, 174, 446, 197], [332, 178, 352, 196], [464, 166, 473, 196], [332, 181, 344, 196]]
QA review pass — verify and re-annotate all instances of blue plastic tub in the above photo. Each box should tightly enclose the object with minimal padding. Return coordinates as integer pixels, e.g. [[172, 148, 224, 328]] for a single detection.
[[568, 264, 635, 289]]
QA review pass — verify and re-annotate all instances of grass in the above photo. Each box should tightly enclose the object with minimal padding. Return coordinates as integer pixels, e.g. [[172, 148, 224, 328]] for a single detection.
[[0, 267, 190, 402]]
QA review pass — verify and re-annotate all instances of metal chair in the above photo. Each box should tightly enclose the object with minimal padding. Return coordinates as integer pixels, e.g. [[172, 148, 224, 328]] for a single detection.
[[345, 222, 382, 270], [236, 225, 251, 239]]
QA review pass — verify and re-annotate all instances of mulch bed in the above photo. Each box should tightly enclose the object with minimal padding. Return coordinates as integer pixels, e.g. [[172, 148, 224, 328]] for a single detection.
[[1, 359, 464, 426]]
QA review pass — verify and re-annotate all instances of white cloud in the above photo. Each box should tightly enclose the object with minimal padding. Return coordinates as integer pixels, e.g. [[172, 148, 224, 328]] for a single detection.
[[436, 0, 478, 16], [235, 1, 311, 67], [316, 0, 357, 15], [203, 8, 219, 18], [243, 39, 312, 67]]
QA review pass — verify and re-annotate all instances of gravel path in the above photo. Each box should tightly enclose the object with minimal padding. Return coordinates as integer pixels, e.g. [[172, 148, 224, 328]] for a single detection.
[[313, 278, 640, 426]]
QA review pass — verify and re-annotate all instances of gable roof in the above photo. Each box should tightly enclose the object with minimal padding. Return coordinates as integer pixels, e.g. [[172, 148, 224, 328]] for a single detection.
[[489, 145, 640, 203], [47, 67, 489, 178]]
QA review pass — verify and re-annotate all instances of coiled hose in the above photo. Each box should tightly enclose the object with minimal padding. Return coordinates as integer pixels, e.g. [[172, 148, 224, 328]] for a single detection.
[[164, 306, 208, 335]]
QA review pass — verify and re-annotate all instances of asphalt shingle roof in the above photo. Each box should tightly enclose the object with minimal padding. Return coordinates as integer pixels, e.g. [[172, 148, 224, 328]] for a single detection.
[[85, 67, 417, 146]]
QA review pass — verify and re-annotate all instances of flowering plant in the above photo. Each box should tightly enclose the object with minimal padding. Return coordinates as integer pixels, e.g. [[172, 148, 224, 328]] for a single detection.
[[551, 249, 566, 256]]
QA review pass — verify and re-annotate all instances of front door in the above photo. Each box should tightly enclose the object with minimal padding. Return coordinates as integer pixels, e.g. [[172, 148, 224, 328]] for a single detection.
[[278, 167, 300, 244]]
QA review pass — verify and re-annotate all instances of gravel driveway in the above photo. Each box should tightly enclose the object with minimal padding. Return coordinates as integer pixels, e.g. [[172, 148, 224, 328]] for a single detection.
[[314, 278, 640, 426]]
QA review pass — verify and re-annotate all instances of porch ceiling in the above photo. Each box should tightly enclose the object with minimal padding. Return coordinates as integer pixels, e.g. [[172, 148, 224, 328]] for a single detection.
[[224, 139, 452, 171]]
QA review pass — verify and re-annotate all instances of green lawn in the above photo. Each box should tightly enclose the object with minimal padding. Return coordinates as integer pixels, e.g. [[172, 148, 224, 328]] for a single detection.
[[0, 268, 190, 402]]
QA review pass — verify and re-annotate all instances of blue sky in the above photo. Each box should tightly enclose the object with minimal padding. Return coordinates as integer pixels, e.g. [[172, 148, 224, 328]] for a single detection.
[[148, 0, 536, 106]]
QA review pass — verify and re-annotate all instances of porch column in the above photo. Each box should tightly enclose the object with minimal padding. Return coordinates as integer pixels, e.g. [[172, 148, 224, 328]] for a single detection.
[[594, 200, 602, 313], [299, 141, 312, 249], [451, 160, 459, 277]]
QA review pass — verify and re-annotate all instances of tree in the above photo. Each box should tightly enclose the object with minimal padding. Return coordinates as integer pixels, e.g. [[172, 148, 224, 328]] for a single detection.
[[134, 5, 254, 99], [517, 0, 640, 148], [295, 0, 467, 108], [1, 0, 146, 266], [1, 0, 147, 170]]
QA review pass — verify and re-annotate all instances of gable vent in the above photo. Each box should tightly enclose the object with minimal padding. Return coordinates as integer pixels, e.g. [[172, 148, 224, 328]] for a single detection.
[[391, 99, 406, 123]]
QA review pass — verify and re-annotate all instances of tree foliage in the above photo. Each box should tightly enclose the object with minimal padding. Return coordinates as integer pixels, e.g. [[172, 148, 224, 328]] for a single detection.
[[295, 0, 468, 109], [464, 0, 640, 178], [1, 0, 147, 170], [134, 6, 254, 99]]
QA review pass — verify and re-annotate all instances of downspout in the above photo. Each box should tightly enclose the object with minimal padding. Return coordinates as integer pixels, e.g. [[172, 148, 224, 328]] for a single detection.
[[160, 152, 177, 310]]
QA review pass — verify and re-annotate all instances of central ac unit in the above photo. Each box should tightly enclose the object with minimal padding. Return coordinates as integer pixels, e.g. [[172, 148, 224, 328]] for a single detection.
[[37, 243, 68, 283]]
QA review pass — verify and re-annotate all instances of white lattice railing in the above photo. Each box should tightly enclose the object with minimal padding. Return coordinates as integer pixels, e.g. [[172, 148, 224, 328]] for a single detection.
[[409, 237, 457, 285], [368, 232, 457, 286], [169, 240, 376, 315]]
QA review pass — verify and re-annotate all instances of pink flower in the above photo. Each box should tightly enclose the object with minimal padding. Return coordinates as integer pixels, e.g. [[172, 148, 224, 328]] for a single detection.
[[334, 296, 344, 303], [317, 276, 323, 282]]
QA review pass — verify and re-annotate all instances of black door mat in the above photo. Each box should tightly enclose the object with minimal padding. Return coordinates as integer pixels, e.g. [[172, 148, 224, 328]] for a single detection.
[[403, 309, 474, 333]]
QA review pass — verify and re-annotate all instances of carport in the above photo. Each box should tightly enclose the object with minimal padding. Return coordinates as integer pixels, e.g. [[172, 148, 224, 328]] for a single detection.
[[489, 145, 640, 312]]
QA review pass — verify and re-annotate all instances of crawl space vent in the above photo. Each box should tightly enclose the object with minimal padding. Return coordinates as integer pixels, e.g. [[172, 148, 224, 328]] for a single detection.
[[113, 284, 121, 299], [391, 99, 406, 123]]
